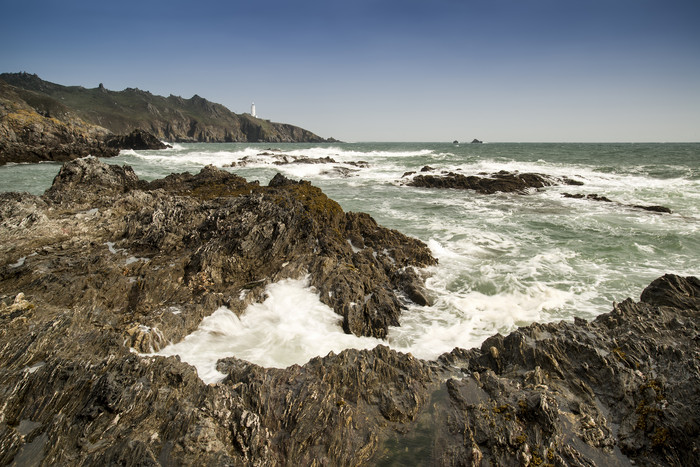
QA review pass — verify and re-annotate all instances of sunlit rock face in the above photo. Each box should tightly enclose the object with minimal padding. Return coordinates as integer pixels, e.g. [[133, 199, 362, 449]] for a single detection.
[[0, 156, 698, 466]]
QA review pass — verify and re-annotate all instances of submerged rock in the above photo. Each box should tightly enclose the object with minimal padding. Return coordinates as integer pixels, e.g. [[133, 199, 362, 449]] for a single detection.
[[564, 192, 673, 214], [0, 157, 697, 466]]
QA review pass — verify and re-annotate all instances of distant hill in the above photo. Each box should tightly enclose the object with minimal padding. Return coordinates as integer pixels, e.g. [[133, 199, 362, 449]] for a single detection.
[[0, 77, 119, 165], [0, 72, 330, 143]]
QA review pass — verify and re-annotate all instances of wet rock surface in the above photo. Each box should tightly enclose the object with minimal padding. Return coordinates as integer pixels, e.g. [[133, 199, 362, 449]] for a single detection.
[[0, 157, 697, 466], [104, 129, 171, 150], [224, 151, 369, 177], [405, 169, 583, 194], [563, 192, 673, 213]]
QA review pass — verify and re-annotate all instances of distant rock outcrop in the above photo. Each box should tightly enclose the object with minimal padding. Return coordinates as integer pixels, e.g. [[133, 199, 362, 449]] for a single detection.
[[104, 129, 171, 150], [0, 157, 697, 465], [563, 192, 673, 214], [0, 72, 330, 144], [405, 169, 583, 194]]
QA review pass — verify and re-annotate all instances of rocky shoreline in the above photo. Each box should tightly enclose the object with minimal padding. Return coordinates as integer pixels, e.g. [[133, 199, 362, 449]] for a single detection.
[[0, 158, 698, 465]]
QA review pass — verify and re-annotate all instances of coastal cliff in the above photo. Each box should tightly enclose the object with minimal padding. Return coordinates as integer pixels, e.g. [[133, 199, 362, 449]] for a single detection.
[[0, 79, 118, 165], [0, 158, 697, 466], [0, 72, 330, 144]]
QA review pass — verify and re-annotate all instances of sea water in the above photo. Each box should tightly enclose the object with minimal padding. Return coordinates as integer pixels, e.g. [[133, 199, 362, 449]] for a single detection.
[[2, 142, 698, 383]]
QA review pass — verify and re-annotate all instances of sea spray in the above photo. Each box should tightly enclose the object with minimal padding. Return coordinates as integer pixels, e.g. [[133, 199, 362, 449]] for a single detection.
[[155, 277, 382, 383], [3, 142, 698, 376]]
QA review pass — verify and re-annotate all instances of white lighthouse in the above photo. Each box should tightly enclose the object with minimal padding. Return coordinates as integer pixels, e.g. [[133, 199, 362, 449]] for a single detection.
[[251, 102, 256, 118]]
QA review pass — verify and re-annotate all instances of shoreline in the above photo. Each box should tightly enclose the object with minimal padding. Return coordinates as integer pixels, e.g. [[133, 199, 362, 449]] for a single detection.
[[0, 157, 698, 465]]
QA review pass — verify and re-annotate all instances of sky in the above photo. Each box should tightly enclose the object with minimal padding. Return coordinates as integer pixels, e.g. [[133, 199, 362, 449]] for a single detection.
[[2, 0, 699, 142]]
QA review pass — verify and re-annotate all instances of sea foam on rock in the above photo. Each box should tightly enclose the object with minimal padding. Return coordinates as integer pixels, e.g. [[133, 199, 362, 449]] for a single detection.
[[0, 157, 697, 465]]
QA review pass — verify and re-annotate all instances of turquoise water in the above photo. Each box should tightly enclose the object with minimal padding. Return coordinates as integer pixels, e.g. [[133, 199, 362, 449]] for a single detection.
[[2, 143, 698, 364]]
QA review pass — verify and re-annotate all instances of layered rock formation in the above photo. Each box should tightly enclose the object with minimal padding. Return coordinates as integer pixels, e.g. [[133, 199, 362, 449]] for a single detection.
[[0, 72, 330, 143], [2, 157, 434, 341], [0, 158, 697, 466]]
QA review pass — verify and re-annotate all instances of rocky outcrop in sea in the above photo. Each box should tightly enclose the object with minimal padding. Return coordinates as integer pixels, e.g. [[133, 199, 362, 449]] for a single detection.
[[104, 129, 172, 151], [0, 158, 697, 465], [563, 192, 673, 213], [404, 169, 583, 194]]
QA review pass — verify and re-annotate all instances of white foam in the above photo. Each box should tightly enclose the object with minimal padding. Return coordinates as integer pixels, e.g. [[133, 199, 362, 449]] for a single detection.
[[154, 277, 382, 383], [127, 147, 262, 168], [387, 278, 574, 361], [119, 142, 699, 382]]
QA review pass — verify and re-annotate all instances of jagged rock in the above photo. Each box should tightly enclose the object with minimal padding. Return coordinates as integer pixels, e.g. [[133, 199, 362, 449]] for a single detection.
[[0, 157, 697, 466], [104, 129, 170, 150], [2, 157, 435, 341], [43, 156, 140, 205], [406, 170, 583, 194], [229, 153, 338, 167]]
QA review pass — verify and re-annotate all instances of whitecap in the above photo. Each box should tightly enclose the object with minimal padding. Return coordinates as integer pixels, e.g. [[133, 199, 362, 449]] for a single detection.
[[154, 277, 382, 383]]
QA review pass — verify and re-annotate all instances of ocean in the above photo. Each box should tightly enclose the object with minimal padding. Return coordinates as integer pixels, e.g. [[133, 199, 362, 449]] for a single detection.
[[2, 142, 698, 382]]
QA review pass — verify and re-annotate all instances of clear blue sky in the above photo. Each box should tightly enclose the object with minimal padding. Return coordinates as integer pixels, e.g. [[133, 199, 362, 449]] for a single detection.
[[2, 0, 699, 142]]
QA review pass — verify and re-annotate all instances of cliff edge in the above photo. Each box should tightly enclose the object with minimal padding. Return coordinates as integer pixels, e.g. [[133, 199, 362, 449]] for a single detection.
[[1, 72, 330, 144]]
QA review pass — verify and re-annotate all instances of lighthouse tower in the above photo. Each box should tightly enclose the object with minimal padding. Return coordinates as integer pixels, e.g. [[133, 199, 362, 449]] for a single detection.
[[251, 102, 256, 118]]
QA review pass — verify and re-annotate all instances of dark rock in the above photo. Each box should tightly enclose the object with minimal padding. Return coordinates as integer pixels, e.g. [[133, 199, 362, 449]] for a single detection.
[[632, 204, 672, 214], [471, 138, 483, 144], [43, 156, 140, 205], [640, 274, 700, 310], [1, 157, 697, 466], [564, 193, 672, 214], [564, 192, 613, 202], [3, 158, 435, 341], [104, 129, 170, 150], [407, 171, 566, 194], [229, 153, 338, 167], [320, 166, 360, 177]]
